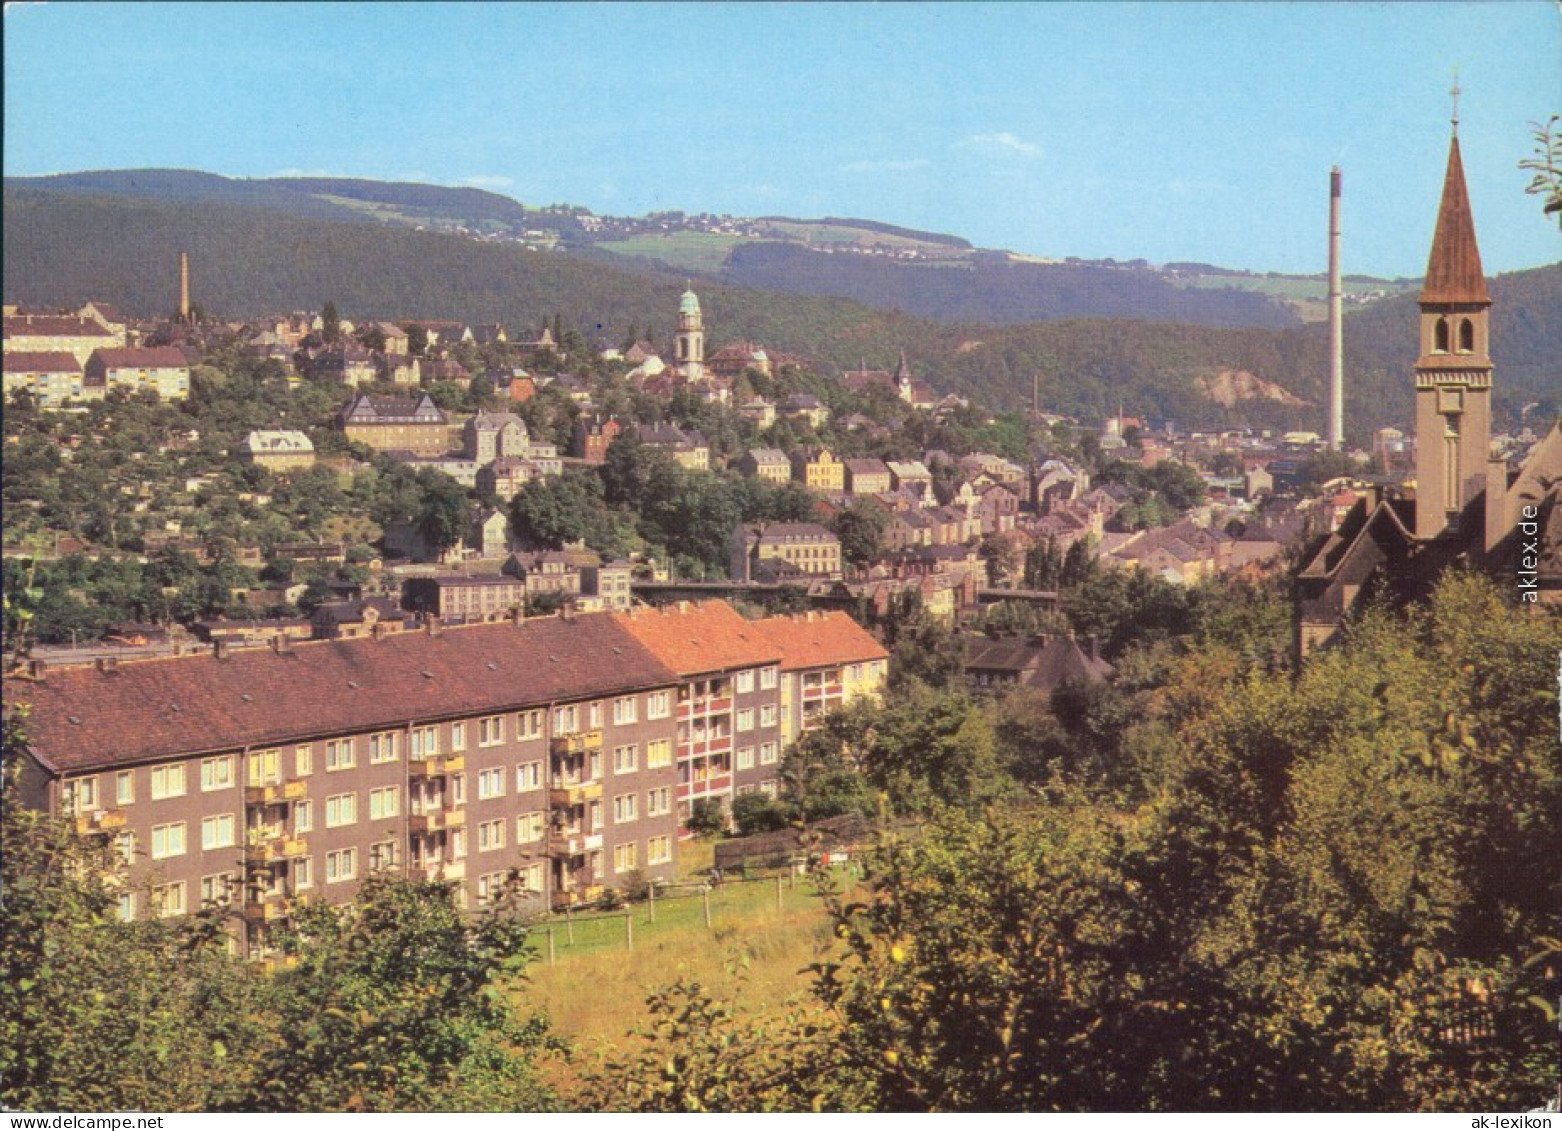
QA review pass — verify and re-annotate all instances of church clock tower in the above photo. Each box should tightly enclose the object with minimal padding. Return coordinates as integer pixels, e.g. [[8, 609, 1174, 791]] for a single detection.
[[1412, 108, 1493, 541], [675, 286, 705, 382]]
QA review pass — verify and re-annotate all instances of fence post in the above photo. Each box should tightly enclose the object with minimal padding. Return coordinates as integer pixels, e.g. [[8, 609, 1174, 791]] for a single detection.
[[626, 911, 634, 952], [566, 906, 574, 945], [776, 874, 783, 913], [547, 926, 555, 966], [703, 885, 711, 929], [648, 883, 656, 924]]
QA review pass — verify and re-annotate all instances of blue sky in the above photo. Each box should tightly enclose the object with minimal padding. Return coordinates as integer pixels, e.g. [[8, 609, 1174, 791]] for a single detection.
[[5, 2, 1559, 276]]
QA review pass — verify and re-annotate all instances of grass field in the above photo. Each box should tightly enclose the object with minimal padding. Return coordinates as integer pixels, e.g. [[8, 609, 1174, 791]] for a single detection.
[[519, 868, 855, 1049], [593, 231, 752, 272]]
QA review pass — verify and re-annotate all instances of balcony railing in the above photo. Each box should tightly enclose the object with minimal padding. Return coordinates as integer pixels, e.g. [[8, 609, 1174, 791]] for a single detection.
[[244, 780, 307, 806], [408, 808, 467, 833], [243, 901, 290, 922], [550, 730, 603, 755], [409, 754, 465, 777], [548, 781, 603, 808], [73, 809, 128, 835], [244, 837, 308, 864], [547, 830, 604, 859]]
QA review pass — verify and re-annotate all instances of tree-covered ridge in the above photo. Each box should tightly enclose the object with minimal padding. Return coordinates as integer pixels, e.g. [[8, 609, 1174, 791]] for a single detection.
[[7, 182, 1559, 435]]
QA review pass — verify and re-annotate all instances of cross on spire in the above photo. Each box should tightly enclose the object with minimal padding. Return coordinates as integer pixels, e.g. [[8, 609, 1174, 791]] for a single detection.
[[1450, 70, 1461, 134]]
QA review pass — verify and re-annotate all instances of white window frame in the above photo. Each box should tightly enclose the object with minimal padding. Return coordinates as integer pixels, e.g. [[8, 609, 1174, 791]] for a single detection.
[[613, 696, 637, 725], [760, 666, 778, 690], [479, 715, 505, 747], [736, 746, 755, 771], [477, 767, 505, 800], [646, 691, 671, 720], [115, 771, 134, 806], [326, 738, 356, 771], [200, 813, 235, 850], [150, 763, 187, 800], [614, 793, 638, 824], [369, 786, 400, 821], [202, 756, 236, 792], [516, 811, 546, 843], [325, 792, 357, 828], [325, 848, 357, 884], [735, 669, 755, 694], [478, 818, 506, 852], [294, 799, 313, 833], [613, 744, 637, 775], [515, 761, 542, 792], [647, 787, 671, 817], [646, 739, 673, 769], [736, 708, 755, 733], [151, 822, 186, 860], [760, 742, 778, 765], [614, 842, 637, 874]]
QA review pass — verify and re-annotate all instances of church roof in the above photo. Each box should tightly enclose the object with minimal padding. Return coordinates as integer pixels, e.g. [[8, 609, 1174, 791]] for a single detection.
[[1420, 134, 1489, 305], [679, 288, 702, 316]]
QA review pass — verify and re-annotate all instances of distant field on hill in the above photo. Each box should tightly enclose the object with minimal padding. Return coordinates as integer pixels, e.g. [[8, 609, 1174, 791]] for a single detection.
[[594, 230, 755, 272]]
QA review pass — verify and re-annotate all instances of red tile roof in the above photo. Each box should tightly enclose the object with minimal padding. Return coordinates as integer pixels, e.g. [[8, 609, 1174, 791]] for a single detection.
[[6, 613, 678, 774], [90, 347, 190, 369], [753, 611, 888, 672], [613, 601, 782, 677], [3, 315, 114, 339], [2, 351, 82, 374]]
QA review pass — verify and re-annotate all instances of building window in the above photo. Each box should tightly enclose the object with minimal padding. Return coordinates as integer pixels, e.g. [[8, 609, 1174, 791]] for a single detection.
[[518, 863, 545, 895], [152, 882, 186, 918], [479, 716, 505, 747], [369, 841, 398, 873], [736, 747, 755, 771], [325, 848, 357, 884], [294, 856, 313, 890], [647, 787, 671, 817], [325, 793, 357, 828], [613, 744, 637, 775], [614, 794, 638, 824], [588, 702, 602, 730], [613, 843, 637, 874], [553, 705, 579, 735], [63, 776, 98, 814], [201, 756, 235, 792], [736, 708, 755, 733], [150, 822, 186, 860], [516, 709, 544, 740], [294, 799, 313, 834], [117, 892, 136, 922], [451, 827, 467, 859], [516, 811, 546, 843], [246, 750, 279, 787], [295, 745, 313, 776], [760, 704, 778, 728], [326, 739, 356, 771], [760, 742, 778, 766], [646, 691, 671, 719], [646, 739, 673, 769], [451, 773, 466, 806], [115, 771, 134, 805], [115, 831, 136, 865], [735, 669, 755, 694], [368, 732, 396, 764], [368, 786, 400, 821], [613, 697, 638, 725], [760, 780, 779, 798], [450, 721, 467, 752], [478, 818, 505, 852], [477, 768, 505, 800], [760, 666, 778, 690], [647, 835, 672, 866], [515, 761, 542, 792], [411, 726, 439, 759], [200, 814, 236, 850], [477, 872, 507, 905], [200, 873, 234, 905]]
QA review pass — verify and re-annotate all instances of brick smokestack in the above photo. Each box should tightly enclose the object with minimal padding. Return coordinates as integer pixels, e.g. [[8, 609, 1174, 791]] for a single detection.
[[1327, 167, 1344, 451], [179, 251, 190, 322]]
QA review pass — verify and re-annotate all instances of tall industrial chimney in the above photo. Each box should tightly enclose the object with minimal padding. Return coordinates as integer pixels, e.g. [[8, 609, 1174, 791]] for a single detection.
[[179, 251, 191, 323], [1327, 167, 1344, 451]]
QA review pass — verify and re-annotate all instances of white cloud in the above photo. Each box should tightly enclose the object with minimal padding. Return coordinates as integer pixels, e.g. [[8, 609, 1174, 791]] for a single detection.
[[840, 157, 932, 174], [961, 132, 1043, 160], [460, 174, 515, 190]]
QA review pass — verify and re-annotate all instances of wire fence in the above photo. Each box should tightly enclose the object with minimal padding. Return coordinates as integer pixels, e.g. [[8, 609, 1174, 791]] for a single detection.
[[527, 862, 863, 964]]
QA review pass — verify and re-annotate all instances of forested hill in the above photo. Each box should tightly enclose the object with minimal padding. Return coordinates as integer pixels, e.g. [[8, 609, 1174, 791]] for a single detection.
[[717, 241, 1299, 329], [4, 184, 1558, 436]]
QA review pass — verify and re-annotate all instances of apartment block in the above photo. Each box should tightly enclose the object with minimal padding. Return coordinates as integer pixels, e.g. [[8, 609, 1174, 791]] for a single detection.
[[753, 611, 890, 748], [6, 613, 684, 958], [613, 602, 785, 821]]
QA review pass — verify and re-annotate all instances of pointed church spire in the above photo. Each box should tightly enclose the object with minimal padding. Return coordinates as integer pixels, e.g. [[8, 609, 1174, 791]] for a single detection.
[[1420, 129, 1489, 305]]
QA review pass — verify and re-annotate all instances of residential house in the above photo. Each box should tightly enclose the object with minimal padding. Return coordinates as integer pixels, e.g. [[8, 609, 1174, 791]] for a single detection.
[[571, 415, 623, 464], [239, 431, 316, 472], [635, 423, 709, 471], [842, 458, 892, 497], [790, 447, 844, 493], [730, 523, 843, 583], [964, 633, 1114, 694], [3, 313, 124, 366], [735, 448, 791, 485], [780, 394, 829, 429], [401, 575, 526, 621], [340, 394, 453, 456], [885, 460, 933, 501]]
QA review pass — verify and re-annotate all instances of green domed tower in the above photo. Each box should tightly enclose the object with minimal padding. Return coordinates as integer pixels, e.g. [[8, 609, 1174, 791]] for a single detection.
[[675, 285, 705, 381]]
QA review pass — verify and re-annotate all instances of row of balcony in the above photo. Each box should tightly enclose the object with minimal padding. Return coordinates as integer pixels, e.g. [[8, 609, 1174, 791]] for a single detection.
[[409, 754, 466, 777], [677, 695, 733, 719], [74, 809, 129, 835], [408, 808, 467, 833], [551, 883, 605, 911], [244, 837, 308, 864], [676, 774, 732, 800], [244, 780, 308, 806]]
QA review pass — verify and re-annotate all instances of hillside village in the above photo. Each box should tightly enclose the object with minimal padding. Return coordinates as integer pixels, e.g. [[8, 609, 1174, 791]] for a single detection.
[[6, 274, 1485, 663]]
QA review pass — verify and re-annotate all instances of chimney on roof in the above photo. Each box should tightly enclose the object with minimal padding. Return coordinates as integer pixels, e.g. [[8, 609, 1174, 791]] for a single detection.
[[95, 656, 119, 674], [1085, 635, 1100, 662], [272, 633, 291, 654], [27, 659, 46, 680], [426, 614, 443, 637], [372, 621, 386, 640], [213, 639, 230, 660]]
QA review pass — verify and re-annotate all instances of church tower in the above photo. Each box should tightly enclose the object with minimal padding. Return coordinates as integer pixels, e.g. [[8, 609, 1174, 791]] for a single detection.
[[675, 286, 705, 382], [1412, 114, 1492, 541]]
